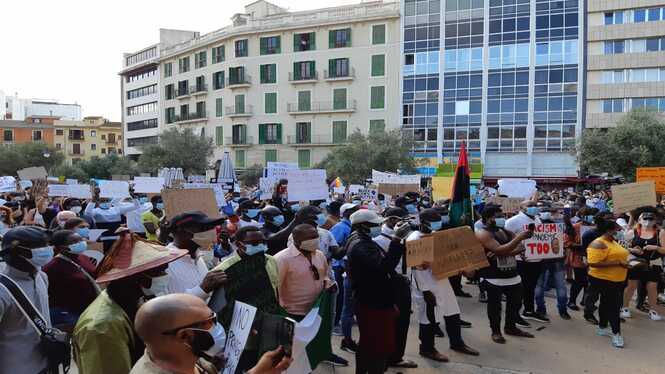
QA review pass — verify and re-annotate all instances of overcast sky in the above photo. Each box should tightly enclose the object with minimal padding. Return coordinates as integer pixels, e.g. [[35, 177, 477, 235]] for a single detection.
[[0, 0, 359, 121]]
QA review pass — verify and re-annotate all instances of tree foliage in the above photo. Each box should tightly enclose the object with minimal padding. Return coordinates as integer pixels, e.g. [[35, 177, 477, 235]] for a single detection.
[[578, 109, 665, 180], [138, 127, 214, 175], [0, 143, 64, 176], [317, 130, 417, 184], [239, 164, 263, 187]]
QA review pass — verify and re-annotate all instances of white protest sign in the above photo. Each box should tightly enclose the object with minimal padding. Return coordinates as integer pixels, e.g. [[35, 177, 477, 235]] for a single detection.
[[133, 177, 165, 194], [66, 179, 78, 185], [68, 184, 93, 199], [359, 188, 377, 201], [48, 185, 70, 197], [372, 170, 421, 184], [522, 222, 565, 260], [187, 175, 206, 183], [349, 184, 363, 194], [333, 186, 346, 194], [259, 177, 275, 200], [183, 183, 225, 206], [286, 169, 328, 202], [88, 229, 107, 242], [0, 176, 16, 193], [19, 180, 32, 190], [222, 302, 258, 374], [498, 179, 537, 198], [17, 166, 48, 180], [267, 162, 298, 170], [98, 180, 130, 199]]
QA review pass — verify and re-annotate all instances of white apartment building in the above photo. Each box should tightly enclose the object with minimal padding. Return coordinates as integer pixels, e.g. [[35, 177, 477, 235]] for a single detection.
[[0, 90, 81, 121], [156, 0, 400, 169]]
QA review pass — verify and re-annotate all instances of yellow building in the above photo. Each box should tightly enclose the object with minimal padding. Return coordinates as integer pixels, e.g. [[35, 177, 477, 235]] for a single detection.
[[53, 116, 123, 164]]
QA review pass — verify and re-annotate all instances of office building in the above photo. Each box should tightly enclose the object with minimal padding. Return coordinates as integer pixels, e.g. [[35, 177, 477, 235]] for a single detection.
[[53, 116, 124, 164], [586, 2, 665, 128], [0, 91, 82, 121], [401, 0, 584, 180]]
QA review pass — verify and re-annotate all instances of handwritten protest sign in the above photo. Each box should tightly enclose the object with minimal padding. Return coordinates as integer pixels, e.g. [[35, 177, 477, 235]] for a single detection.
[[0, 176, 16, 193], [522, 223, 565, 260], [406, 235, 434, 267], [611, 181, 657, 214], [47, 185, 70, 197], [487, 196, 523, 213], [68, 184, 92, 199], [358, 188, 377, 201], [222, 302, 258, 374], [132, 177, 165, 194], [372, 170, 421, 184], [431, 227, 488, 279], [636, 167, 665, 194], [162, 188, 221, 220], [498, 179, 536, 198], [286, 169, 328, 202], [17, 166, 47, 181], [98, 180, 130, 199]]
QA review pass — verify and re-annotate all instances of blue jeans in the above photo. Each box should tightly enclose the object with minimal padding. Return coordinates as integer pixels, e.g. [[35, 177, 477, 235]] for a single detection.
[[341, 277, 355, 339], [535, 260, 568, 314]]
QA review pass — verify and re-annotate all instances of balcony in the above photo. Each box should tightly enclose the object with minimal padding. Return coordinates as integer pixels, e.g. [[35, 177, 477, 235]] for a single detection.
[[224, 136, 253, 147], [225, 105, 253, 118], [324, 68, 355, 81], [106, 139, 118, 145], [289, 71, 318, 84], [68, 135, 85, 141], [287, 100, 356, 115], [175, 111, 208, 124], [176, 88, 190, 99], [68, 150, 85, 156], [190, 84, 208, 96], [226, 75, 251, 89], [287, 135, 343, 147]]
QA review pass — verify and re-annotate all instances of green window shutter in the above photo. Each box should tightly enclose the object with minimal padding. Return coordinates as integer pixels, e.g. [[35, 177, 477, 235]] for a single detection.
[[333, 89, 346, 110], [294, 34, 300, 52], [329, 30, 334, 48], [235, 150, 245, 168], [371, 86, 385, 109], [371, 55, 385, 76], [293, 62, 300, 80], [328, 59, 336, 77], [265, 93, 277, 114], [215, 98, 223, 117], [215, 126, 224, 145], [298, 150, 311, 168], [260, 65, 266, 83], [370, 119, 385, 134], [211, 48, 217, 63], [235, 95, 244, 113], [276, 123, 282, 144], [265, 150, 277, 163], [260, 38, 267, 55], [333, 121, 347, 143], [372, 25, 386, 45], [345, 28, 351, 47], [309, 61, 315, 77], [310, 32, 316, 50], [298, 91, 310, 111], [259, 124, 266, 144], [240, 125, 247, 143], [275, 37, 281, 54]]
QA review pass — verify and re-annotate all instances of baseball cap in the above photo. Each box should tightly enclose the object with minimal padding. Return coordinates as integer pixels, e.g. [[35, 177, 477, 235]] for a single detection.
[[340, 203, 359, 217], [350, 209, 383, 225], [168, 211, 225, 233]]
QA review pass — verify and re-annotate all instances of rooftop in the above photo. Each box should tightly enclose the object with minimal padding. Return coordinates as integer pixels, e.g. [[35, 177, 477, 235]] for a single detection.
[[0, 120, 54, 130]]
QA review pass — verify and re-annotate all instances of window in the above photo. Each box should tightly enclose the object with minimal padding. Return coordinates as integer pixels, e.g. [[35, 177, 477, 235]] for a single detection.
[[296, 122, 311, 143], [216, 98, 223, 117], [259, 123, 281, 144], [333, 88, 347, 110], [195, 75, 206, 92], [196, 101, 206, 117], [634, 9, 646, 23], [178, 57, 190, 73], [232, 125, 247, 144], [178, 80, 188, 96], [3, 130, 13, 142], [235, 39, 248, 57], [165, 84, 175, 100], [329, 28, 351, 48], [604, 11, 624, 25], [128, 84, 157, 100], [127, 102, 157, 116], [372, 24, 386, 45], [194, 51, 207, 68], [101, 134, 106, 140], [260, 36, 281, 55], [179, 104, 189, 119], [328, 58, 349, 78], [370, 86, 385, 109], [127, 136, 159, 147], [128, 118, 158, 131], [371, 54, 385, 76], [604, 40, 624, 54], [213, 71, 225, 90], [229, 67, 246, 84], [235, 150, 246, 168], [91, 130, 96, 137], [101, 148, 106, 154], [260, 64, 277, 84], [294, 32, 316, 51], [166, 108, 176, 124], [369, 119, 385, 134], [56, 129, 63, 136], [298, 149, 311, 169], [235, 95, 245, 113], [265, 150, 277, 163], [265, 92, 277, 114], [212, 46, 225, 63], [32, 131, 42, 141], [56, 143, 61, 150], [164, 62, 172, 78], [126, 68, 156, 82], [215, 126, 223, 146], [332, 121, 347, 143], [126, 47, 157, 65], [298, 91, 311, 111], [603, 99, 624, 113], [293, 61, 316, 80], [72, 143, 81, 155]]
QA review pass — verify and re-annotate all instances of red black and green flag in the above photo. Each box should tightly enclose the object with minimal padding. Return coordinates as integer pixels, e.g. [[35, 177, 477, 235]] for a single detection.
[[449, 142, 473, 227]]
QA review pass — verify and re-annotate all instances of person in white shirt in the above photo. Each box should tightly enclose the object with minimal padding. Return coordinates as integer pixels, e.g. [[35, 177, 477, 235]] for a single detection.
[[84, 195, 140, 253], [165, 212, 229, 300], [125, 196, 153, 237], [236, 200, 262, 228]]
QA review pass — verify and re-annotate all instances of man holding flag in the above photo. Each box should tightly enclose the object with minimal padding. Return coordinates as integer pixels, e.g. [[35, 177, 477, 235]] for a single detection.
[[449, 142, 474, 227]]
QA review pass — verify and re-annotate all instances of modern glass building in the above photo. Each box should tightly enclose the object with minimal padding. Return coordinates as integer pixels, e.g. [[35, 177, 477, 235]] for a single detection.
[[401, 0, 584, 180]]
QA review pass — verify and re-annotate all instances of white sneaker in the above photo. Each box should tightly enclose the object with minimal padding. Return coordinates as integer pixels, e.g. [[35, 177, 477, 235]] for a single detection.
[[658, 293, 665, 303], [611, 333, 624, 348], [596, 327, 612, 337], [620, 308, 631, 318], [649, 310, 662, 321]]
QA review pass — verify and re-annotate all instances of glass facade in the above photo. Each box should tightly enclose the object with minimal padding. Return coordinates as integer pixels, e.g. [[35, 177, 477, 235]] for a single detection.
[[401, 0, 582, 175]]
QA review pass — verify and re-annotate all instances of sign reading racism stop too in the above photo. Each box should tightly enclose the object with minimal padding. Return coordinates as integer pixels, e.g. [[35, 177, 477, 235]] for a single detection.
[[521, 223, 565, 260]]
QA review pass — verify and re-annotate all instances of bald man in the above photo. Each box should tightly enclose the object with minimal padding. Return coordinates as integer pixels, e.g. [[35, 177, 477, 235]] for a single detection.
[[130, 294, 291, 374]]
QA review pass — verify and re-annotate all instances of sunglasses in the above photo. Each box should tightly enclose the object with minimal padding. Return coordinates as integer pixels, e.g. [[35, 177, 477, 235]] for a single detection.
[[162, 312, 217, 335]]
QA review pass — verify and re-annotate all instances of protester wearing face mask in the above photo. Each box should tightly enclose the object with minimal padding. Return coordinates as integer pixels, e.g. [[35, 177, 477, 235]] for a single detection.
[[165, 212, 228, 299], [320, 200, 343, 230], [395, 196, 419, 216], [126, 195, 154, 239], [25, 196, 57, 228], [621, 210, 665, 321], [142, 195, 164, 242], [0, 205, 15, 235], [237, 200, 262, 228], [50, 209, 78, 230], [63, 198, 83, 216], [566, 207, 598, 313], [84, 190, 141, 253], [260, 205, 304, 256], [476, 206, 535, 344], [0, 226, 53, 374], [130, 293, 292, 374], [409, 209, 479, 363], [43, 230, 99, 331]]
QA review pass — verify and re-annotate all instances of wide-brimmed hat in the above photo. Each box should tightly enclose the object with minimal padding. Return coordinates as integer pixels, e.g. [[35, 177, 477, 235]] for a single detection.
[[96, 234, 186, 283]]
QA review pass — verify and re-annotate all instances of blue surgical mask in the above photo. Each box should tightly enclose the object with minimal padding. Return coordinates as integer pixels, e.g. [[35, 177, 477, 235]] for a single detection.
[[76, 227, 90, 239], [428, 220, 442, 231], [139, 197, 148, 204], [369, 226, 382, 238], [584, 215, 594, 224], [68, 241, 88, 254], [539, 212, 551, 221], [28, 246, 54, 268], [319, 202, 327, 210], [244, 243, 267, 256], [494, 218, 506, 228], [526, 207, 539, 216], [316, 213, 327, 226], [290, 204, 300, 212], [352, 200, 361, 205], [99, 202, 111, 210], [441, 216, 450, 226], [406, 204, 417, 214], [155, 203, 165, 210], [272, 215, 285, 226], [246, 209, 260, 219]]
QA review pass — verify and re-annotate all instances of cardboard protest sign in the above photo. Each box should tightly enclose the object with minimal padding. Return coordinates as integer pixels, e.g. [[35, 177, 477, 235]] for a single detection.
[[431, 227, 488, 280], [406, 235, 435, 267], [222, 301, 258, 374], [611, 181, 657, 214], [377, 183, 420, 197], [431, 177, 453, 201], [487, 196, 523, 214], [636, 167, 665, 194], [0, 176, 17, 193], [498, 179, 536, 198], [183, 183, 225, 207], [68, 184, 92, 199], [192, 229, 217, 250], [132, 177, 165, 194], [17, 166, 47, 181], [286, 169, 328, 202], [522, 223, 565, 260], [162, 188, 221, 220], [47, 184, 70, 197], [98, 181, 130, 199]]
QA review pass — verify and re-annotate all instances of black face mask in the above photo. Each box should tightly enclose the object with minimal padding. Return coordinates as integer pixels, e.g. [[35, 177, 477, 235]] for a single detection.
[[189, 329, 214, 356]]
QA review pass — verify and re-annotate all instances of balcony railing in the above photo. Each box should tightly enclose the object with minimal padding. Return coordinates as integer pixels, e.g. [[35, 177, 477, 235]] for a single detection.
[[68, 135, 85, 141], [287, 135, 343, 146], [176, 88, 190, 98], [106, 139, 118, 144], [190, 84, 208, 94], [224, 136, 253, 146], [324, 68, 355, 80], [289, 71, 318, 82], [226, 75, 251, 88], [68, 150, 85, 156], [287, 100, 357, 114], [174, 111, 208, 123], [225, 105, 253, 117]]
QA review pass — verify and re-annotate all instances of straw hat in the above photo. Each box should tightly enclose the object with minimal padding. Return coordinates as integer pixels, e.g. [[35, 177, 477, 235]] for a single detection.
[[96, 234, 186, 283]]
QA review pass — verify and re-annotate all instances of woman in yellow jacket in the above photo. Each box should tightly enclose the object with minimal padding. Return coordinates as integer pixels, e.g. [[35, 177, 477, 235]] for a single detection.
[[587, 212, 629, 348]]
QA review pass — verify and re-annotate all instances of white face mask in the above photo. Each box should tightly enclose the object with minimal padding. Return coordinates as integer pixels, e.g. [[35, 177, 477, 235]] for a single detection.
[[71, 206, 82, 214], [142, 274, 170, 297], [299, 238, 320, 252], [381, 224, 394, 236]]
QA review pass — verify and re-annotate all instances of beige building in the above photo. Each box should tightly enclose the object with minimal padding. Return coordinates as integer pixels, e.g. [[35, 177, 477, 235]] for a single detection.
[[156, 0, 400, 169], [54, 116, 123, 164], [586, 1, 665, 128]]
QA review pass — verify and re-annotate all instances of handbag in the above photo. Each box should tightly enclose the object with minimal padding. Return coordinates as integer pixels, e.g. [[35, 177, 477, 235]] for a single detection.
[[0, 273, 71, 374]]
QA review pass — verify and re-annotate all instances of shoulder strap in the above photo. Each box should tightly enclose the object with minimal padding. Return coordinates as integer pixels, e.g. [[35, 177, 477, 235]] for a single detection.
[[56, 255, 102, 294], [0, 273, 49, 336]]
